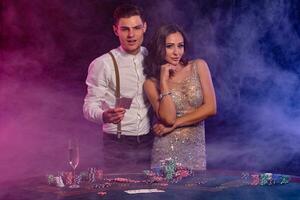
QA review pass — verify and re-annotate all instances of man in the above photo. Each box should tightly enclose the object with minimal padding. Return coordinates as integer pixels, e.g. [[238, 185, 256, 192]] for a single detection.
[[83, 4, 152, 173]]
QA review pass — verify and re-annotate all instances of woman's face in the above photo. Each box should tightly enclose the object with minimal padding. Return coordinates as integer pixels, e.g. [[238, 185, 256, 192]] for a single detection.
[[164, 32, 184, 66]]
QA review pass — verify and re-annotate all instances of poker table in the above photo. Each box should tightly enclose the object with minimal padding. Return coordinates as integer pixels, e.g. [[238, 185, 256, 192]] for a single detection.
[[0, 170, 299, 200]]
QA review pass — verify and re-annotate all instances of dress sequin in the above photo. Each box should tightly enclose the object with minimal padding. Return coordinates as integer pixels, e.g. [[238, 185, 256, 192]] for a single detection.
[[151, 61, 206, 170]]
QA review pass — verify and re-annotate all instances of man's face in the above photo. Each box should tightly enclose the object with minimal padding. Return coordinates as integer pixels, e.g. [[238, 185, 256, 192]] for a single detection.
[[113, 15, 147, 55]]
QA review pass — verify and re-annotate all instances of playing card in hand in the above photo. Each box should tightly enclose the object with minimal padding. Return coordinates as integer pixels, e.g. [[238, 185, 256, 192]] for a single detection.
[[116, 97, 133, 109]]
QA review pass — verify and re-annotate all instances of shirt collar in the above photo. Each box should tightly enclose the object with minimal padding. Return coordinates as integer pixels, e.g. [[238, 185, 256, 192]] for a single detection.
[[118, 46, 145, 58]]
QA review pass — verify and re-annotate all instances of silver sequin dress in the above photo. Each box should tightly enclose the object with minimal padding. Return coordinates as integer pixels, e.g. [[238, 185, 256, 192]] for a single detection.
[[151, 62, 206, 170]]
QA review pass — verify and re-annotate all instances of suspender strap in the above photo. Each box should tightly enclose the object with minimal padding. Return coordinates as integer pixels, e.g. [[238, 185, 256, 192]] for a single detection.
[[108, 52, 121, 139], [108, 52, 120, 98]]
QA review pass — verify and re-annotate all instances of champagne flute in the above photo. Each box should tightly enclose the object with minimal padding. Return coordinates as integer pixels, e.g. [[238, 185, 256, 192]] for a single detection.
[[68, 139, 80, 188]]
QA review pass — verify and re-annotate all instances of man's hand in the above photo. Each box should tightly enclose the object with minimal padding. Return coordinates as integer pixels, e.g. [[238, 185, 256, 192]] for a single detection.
[[102, 108, 126, 124]]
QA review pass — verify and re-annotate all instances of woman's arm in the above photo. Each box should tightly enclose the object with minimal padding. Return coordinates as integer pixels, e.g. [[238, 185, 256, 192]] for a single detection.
[[158, 64, 177, 125], [143, 78, 160, 116], [174, 59, 217, 128], [143, 78, 177, 125]]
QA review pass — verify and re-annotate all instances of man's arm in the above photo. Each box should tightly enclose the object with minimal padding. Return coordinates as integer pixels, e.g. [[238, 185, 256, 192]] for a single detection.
[[83, 56, 126, 124], [83, 57, 109, 124]]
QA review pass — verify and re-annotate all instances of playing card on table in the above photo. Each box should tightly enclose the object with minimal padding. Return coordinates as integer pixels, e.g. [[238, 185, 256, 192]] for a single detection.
[[124, 189, 165, 194]]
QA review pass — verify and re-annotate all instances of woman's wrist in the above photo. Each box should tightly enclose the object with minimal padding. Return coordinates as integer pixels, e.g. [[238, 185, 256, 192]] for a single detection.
[[159, 91, 172, 101], [160, 82, 169, 93], [173, 119, 180, 129]]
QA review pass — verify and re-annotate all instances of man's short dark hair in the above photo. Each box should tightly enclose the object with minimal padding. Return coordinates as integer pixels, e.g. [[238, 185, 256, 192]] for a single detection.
[[113, 4, 145, 25]]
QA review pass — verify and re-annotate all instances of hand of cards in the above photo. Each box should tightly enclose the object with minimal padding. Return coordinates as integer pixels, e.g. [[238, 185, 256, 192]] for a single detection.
[[116, 97, 133, 109]]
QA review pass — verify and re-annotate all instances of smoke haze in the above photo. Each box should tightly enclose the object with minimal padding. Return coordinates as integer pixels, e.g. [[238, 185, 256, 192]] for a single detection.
[[0, 0, 299, 184]]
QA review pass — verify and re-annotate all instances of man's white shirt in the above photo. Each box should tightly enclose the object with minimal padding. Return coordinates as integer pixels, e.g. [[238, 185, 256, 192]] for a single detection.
[[83, 46, 150, 136]]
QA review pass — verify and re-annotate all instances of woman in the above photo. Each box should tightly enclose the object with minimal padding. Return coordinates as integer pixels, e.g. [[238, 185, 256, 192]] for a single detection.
[[143, 24, 217, 170]]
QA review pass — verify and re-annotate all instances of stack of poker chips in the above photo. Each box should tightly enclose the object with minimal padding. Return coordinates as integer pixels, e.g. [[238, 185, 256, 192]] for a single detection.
[[160, 158, 177, 181], [143, 170, 166, 183], [145, 158, 192, 183], [46, 167, 104, 187], [259, 173, 271, 185], [88, 168, 96, 183], [95, 169, 104, 181], [75, 174, 82, 185], [251, 174, 260, 185], [93, 182, 112, 189], [272, 174, 290, 184], [84, 168, 103, 183], [174, 166, 193, 180], [55, 176, 65, 187], [47, 175, 56, 185], [161, 159, 192, 182], [241, 172, 290, 186], [63, 171, 73, 185], [46, 175, 65, 187]]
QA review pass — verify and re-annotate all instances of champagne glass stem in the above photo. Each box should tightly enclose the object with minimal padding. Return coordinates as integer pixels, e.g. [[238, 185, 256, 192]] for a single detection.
[[73, 168, 76, 185]]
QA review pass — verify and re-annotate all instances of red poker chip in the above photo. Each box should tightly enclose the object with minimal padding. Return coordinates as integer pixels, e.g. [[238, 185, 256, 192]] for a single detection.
[[97, 191, 107, 196]]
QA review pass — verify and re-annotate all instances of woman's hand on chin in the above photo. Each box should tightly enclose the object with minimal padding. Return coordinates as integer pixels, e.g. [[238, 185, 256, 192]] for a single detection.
[[160, 63, 175, 81]]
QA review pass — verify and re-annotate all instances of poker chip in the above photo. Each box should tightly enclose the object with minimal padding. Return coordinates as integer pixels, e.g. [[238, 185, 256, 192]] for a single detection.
[[250, 174, 260, 186], [241, 172, 251, 185], [93, 183, 112, 189], [95, 169, 103, 181], [259, 173, 269, 185], [242, 172, 290, 186], [280, 175, 290, 184], [97, 191, 107, 196], [108, 177, 141, 183], [93, 182, 112, 189]]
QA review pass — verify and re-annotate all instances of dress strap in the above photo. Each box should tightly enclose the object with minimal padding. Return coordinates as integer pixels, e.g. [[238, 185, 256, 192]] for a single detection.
[[191, 60, 202, 83], [192, 60, 198, 76]]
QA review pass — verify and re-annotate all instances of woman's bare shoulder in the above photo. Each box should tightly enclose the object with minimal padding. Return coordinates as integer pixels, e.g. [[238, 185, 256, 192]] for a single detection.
[[144, 77, 158, 84], [144, 78, 159, 88], [190, 59, 208, 67]]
